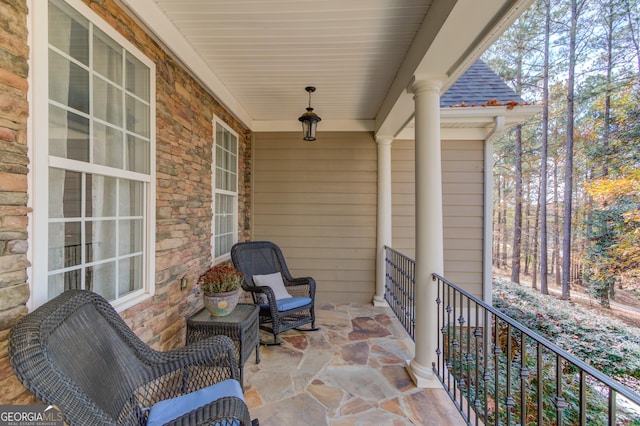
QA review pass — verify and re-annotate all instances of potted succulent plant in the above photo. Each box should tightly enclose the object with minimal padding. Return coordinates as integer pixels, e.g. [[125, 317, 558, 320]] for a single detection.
[[198, 264, 244, 316]]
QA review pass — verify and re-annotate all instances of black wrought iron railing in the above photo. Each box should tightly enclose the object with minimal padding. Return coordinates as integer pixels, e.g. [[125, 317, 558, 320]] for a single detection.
[[384, 246, 415, 339], [383, 247, 640, 425], [434, 273, 640, 425]]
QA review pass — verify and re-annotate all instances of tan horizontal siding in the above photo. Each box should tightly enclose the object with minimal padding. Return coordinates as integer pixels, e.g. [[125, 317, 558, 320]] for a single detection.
[[392, 184, 414, 196], [252, 133, 486, 303], [268, 236, 376, 248], [253, 131, 377, 304], [254, 192, 375, 205], [255, 225, 375, 239], [443, 207, 480, 219], [445, 216, 483, 227], [254, 181, 376, 194], [256, 149, 376, 161], [444, 194, 483, 206], [445, 249, 482, 262], [256, 170, 376, 183], [445, 227, 483, 240], [393, 171, 415, 183], [256, 159, 376, 172], [443, 183, 483, 194], [256, 203, 374, 216], [442, 171, 483, 183], [392, 139, 485, 299], [254, 214, 375, 227], [391, 140, 416, 258], [392, 226, 415, 238]]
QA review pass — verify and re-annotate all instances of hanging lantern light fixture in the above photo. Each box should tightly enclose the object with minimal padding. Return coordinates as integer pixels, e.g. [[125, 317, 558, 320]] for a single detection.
[[298, 86, 321, 141]]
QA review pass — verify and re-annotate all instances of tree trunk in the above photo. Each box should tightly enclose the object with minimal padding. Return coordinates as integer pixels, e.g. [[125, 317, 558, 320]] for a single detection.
[[624, 0, 640, 74], [603, 0, 614, 178], [501, 178, 509, 269], [562, 0, 581, 301], [495, 174, 502, 267], [511, 125, 523, 284], [554, 157, 561, 288], [532, 179, 541, 290], [524, 179, 531, 276], [539, 0, 551, 296]]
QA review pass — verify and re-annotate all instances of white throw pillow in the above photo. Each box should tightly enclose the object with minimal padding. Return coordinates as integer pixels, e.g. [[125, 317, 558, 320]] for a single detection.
[[253, 272, 292, 301]]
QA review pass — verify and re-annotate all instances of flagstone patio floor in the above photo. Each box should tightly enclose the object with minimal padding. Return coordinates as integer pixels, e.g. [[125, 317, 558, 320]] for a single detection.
[[242, 302, 466, 425]]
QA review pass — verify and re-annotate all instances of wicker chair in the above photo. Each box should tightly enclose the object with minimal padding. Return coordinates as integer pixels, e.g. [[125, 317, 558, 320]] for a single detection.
[[231, 241, 318, 345], [9, 290, 257, 426]]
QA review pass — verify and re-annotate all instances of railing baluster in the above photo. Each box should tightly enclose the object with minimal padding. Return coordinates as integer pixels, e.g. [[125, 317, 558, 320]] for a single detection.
[[459, 291, 466, 413], [435, 275, 442, 379], [447, 284, 453, 393], [484, 308, 490, 424], [410, 257, 415, 337], [555, 355, 567, 425], [454, 287, 461, 404], [520, 330, 529, 426], [505, 323, 514, 424], [579, 370, 586, 426], [442, 277, 447, 390], [609, 388, 616, 426], [473, 302, 481, 425], [493, 316, 501, 424], [538, 343, 543, 425], [402, 254, 406, 331], [466, 296, 472, 422]]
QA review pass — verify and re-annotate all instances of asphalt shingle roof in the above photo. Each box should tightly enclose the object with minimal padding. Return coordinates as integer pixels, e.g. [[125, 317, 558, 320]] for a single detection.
[[440, 60, 524, 107]]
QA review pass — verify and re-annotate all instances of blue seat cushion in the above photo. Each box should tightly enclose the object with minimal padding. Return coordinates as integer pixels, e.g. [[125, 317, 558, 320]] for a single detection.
[[260, 296, 311, 312], [146, 379, 244, 426]]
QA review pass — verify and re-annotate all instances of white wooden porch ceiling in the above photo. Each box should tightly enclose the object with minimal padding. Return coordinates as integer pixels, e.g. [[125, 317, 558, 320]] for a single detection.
[[125, 0, 534, 135], [152, 0, 431, 122]]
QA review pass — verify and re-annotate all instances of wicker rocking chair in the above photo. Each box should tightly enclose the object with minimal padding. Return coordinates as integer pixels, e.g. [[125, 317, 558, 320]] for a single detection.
[[231, 241, 318, 345], [9, 290, 257, 426]]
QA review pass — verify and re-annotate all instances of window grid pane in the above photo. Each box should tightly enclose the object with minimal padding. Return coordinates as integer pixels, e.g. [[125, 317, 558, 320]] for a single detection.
[[49, 1, 89, 65], [93, 27, 122, 85], [214, 194, 235, 258], [49, 105, 90, 160], [49, 50, 89, 114], [125, 52, 150, 102], [93, 76, 123, 127]]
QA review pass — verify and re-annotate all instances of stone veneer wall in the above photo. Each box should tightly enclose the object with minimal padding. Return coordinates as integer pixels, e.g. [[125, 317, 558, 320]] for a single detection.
[[0, 0, 252, 404], [0, 0, 31, 405]]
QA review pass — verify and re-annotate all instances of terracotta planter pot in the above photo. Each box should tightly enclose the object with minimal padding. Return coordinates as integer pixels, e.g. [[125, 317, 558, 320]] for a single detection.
[[203, 288, 241, 316]]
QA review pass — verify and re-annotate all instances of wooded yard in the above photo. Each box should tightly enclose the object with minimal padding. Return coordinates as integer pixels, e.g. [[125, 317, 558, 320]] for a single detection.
[[494, 276, 640, 392], [484, 0, 640, 306]]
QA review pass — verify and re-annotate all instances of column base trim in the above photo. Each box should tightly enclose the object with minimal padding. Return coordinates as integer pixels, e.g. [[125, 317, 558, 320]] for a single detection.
[[372, 295, 388, 307], [406, 359, 442, 389]]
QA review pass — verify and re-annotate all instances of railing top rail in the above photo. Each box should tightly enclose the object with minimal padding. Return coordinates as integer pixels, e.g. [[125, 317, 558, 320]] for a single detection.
[[384, 245, 415, 263], [433, 272, 640, 406]]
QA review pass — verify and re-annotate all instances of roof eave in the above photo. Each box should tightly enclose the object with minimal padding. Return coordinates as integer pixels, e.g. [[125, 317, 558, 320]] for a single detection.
[[395, 104, 541, 140]]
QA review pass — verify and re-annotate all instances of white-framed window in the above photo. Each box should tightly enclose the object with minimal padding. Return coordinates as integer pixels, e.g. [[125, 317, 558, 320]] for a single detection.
[[212, 118, 238, 262], [30, 0, 156, 310]]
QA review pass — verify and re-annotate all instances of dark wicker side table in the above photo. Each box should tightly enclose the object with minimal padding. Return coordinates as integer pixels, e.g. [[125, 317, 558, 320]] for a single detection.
[[186, 303, 260, 387]]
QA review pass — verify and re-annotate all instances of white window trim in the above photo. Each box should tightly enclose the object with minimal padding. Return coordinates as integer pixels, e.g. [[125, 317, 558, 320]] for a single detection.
[[28, 0, 156, 311], [211, 116, 239, 265]]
